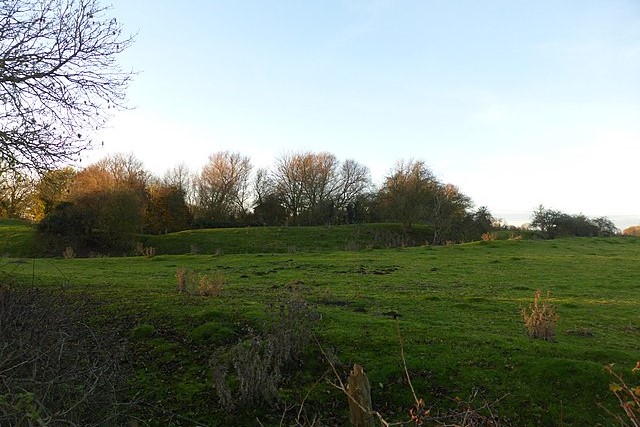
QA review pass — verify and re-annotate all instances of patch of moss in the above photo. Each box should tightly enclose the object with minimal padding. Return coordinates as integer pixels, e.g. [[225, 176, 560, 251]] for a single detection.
[[130, 323, 155, 339], [190, 321, 234, 343]]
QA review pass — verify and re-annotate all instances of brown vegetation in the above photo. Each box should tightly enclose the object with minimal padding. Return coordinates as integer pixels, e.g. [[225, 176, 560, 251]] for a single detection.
[[176, 267, 224, 297], [0, 286, 131, 425], [623, 225, 640, 237], [521, 290, 559, 341]]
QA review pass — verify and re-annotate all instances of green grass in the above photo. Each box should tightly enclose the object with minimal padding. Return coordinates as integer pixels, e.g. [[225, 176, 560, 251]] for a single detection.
[[2, 237, 640, 425], [0, 219, 37, 257], [141, 223, 434, 255]]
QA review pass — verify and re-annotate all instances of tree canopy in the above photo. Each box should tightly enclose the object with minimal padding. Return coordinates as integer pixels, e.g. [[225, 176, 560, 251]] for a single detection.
[[531, 205, 619, 238]]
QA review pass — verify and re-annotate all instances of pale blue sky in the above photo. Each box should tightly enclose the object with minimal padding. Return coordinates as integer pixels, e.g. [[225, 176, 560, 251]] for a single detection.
[[89, 0, 640, 228]]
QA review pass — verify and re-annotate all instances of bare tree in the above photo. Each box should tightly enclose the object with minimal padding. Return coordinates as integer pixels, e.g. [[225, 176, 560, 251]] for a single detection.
[[272, 152, 305, 224], [195, 151, 252, 222], [253, 167, 273, 207], [0, 0, 134, 171], [299, 152, 340, 213], [270, 152, 371, 225], [335, 159, 371, 212], [93, 152, 149, 193], [163, 163, 195, 206]]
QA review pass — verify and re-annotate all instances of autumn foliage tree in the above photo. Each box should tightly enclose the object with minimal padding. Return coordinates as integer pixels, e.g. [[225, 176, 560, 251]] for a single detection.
[[39, 156, 146, 251], [38, 154, 195, 252], [623, 225, 640, 237]]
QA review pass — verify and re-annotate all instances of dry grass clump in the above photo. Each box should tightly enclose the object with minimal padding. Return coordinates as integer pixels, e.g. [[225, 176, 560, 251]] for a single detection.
[[62, 246, 75, 259], [135, 242, 156, 257], [143, 246, 156, 257], [481, 232, 498, 241], [199, 271, 224, 297], [176, 267, 193, 293], [176, 267, 224, 296], [521, 289, 559, 341]]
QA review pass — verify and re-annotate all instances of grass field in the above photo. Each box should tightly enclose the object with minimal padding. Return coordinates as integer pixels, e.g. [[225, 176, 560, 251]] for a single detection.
[[1, 223, 639, 425]]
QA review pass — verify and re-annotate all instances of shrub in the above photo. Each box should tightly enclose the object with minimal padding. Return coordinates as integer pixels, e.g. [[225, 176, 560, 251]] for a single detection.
[[521, 289, 559, 341], [623, 225, 640, 237], [210, 293, 320, 410]]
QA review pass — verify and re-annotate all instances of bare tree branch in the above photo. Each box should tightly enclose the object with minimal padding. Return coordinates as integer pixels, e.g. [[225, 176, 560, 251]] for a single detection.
[[0, 0, 134, 172]]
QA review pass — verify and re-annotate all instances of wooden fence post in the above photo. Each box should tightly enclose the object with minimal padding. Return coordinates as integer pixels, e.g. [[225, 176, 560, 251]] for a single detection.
[[347, 364, 375, 427]]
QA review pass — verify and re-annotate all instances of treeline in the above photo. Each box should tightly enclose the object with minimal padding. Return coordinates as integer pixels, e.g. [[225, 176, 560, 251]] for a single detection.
[[1, 152, 495, 252], [2, 151, 627, 254]]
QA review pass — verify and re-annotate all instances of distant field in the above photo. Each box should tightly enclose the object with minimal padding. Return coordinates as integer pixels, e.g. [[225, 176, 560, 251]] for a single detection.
[[3, 235, 639, 426]]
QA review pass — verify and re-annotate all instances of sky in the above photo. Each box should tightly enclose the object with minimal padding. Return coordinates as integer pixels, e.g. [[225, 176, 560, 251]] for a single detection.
[[86, 0, 640, 229]]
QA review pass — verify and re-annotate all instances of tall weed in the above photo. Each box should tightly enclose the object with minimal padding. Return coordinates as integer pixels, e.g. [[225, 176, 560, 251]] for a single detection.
[[521, 289, 559, 341]]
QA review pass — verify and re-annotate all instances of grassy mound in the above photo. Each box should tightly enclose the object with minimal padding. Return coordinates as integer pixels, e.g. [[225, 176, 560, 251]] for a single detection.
[[0, 220, 434, 257], [141, 223, 435, 255]]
